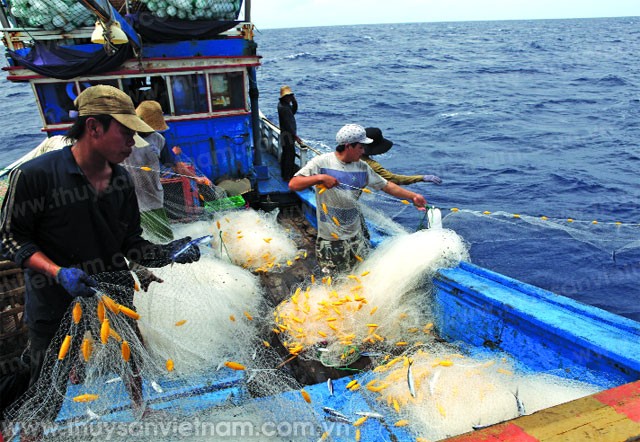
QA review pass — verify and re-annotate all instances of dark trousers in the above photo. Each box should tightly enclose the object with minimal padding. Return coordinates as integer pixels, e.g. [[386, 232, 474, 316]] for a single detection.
[[280, 132, 298, 181]]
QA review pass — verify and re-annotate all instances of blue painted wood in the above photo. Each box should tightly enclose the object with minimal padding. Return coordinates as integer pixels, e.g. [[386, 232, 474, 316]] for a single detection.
[[163, 115, 253, 181], [270, 374, 415, 442], [434, 262, 640, 386], [141, 39, 250, 59], [255, 154, 291, 195]]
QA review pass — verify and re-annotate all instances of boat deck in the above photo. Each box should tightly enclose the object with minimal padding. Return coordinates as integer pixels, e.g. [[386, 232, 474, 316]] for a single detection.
[[445, 380, 640, 441]]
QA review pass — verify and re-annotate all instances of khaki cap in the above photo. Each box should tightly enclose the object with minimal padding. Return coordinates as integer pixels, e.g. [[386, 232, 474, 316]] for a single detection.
[[74, 85, 155, 135], [136, 100, 169, 132], [280, 85, 293, 98]]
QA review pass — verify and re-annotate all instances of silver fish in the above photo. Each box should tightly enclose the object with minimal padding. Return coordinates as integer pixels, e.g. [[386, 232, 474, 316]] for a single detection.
[[86, 408, 100, 420], [514, 389, 526, 416], [407, 360, 416, 398], [151, 381, 163, 393], [327, 378, 334, 396], [325, 415, 352, 425], [355, 411, 384, 419], [322, 407, 349, 421], [360, 351, 384, 357], [429, 369, 441, 396], [105, 376, 122, 384], [171, 235, 212, 262]]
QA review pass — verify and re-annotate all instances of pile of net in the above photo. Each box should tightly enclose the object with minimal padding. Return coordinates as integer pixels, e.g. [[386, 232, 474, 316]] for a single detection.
[[354, 343, 601, 441], [1, 258, 323, 441], [209, 209, 305, 272], [273, 228, 469, 367]]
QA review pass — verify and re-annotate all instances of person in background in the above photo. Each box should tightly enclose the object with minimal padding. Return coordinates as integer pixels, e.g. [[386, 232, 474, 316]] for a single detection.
[[278, 85, 302, 181], [0, 85, 201, 424], [124, 100, 211, 242], [289, 124, 427, 273], [361, 127, 442, 186]]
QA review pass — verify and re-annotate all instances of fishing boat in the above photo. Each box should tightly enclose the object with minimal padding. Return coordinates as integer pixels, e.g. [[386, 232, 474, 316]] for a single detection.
[[0, 1, 639, 440]]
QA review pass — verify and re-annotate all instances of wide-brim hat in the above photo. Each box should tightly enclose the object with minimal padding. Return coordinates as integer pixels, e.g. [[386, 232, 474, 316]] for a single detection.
[[136, 100, 169, 132], [75, 85, 155, 137], [280, 85, 294, 98], [364, 127, 393, 156]]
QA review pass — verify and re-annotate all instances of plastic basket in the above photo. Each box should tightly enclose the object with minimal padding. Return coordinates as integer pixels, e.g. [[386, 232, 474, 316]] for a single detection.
[[204, 195, 246, 213]]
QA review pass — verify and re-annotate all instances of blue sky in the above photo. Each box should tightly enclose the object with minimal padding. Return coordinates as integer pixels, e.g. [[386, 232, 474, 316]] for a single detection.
[[247, 0, 640, 29]]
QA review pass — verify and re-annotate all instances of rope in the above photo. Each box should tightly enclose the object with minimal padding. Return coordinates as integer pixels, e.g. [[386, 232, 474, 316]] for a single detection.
[[444, 207, 640, 228], [121, 164, 208, 184], [316, 183, 417, 207]]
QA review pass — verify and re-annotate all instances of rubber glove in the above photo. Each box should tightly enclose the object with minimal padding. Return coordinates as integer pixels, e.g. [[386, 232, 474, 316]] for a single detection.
[[129, 262, 164, 292], [56, 268, 98, 298], [166, 236, 201, 264], [422, 175, 442, 185]]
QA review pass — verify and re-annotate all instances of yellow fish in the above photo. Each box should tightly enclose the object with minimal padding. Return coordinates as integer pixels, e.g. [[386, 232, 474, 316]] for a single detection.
[[58, 335, 72, 360], [224, 361, 246, 371], [72, 302, 82, 324], [73, 394, 99, 403], [121, 341, 131, 362]]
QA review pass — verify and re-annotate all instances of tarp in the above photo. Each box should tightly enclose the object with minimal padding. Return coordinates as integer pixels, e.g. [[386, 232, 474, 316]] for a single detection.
[[131, 13, 239, 43], [8, 43, 132, 80]]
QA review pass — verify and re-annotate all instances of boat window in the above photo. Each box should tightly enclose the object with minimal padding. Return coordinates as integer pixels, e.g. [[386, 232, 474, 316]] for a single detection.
[[78, 80, 119, 92], [171, 74, 208, 115], [209, 72, 245, 111], [122, 76, 170, 112], [35, 82, 77, 125]]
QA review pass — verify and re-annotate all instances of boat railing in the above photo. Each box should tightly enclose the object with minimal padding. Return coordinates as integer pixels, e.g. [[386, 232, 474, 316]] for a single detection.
[[258, 112, 321, 170]]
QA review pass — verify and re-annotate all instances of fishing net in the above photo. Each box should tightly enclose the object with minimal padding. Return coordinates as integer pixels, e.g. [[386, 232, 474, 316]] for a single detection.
[[121, 148, 230, 244], [273, 229, 469, 368], [209, 209, 305, 272], [443, 208, 640, 262], [359, 343, 603, 441], [1, 252, 325, 441]]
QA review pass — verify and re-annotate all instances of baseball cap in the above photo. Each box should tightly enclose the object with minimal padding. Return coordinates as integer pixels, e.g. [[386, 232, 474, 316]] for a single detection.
[[335, 124, 373, 146], [74, 85, 155, 136], [136, 100, 169, 132]]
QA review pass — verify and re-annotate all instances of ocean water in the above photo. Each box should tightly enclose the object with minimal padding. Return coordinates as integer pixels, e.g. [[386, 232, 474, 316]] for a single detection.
[[254, 17, 640, 321], [1, 17, 639, 321]]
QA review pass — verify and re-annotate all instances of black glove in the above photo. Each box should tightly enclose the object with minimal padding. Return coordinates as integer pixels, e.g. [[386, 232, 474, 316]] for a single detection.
[[129, 263, 164, 291], [165, 236, 201, 264]]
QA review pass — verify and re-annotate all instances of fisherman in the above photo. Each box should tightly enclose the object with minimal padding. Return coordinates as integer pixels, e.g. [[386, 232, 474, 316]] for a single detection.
[[0, 85, 201, 424], [278, 85, 302, 181], [288, 123, 427, 273], [362, 127, 442, 185], [124, 100, 212, 242]]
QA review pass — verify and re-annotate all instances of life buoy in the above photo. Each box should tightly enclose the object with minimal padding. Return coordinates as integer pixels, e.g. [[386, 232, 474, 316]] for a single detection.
[[66, 82, 92, 101]]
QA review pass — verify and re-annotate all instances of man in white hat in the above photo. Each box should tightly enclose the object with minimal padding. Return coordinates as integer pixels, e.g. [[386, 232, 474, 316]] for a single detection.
[[0, 85, 201, 425], [278, 85, 302, 181], [289, 123, 427, 273]]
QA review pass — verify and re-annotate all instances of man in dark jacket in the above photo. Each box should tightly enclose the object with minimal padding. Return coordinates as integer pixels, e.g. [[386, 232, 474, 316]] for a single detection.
[[277, 85, 302, 181], [0, 85, 201, 426]]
